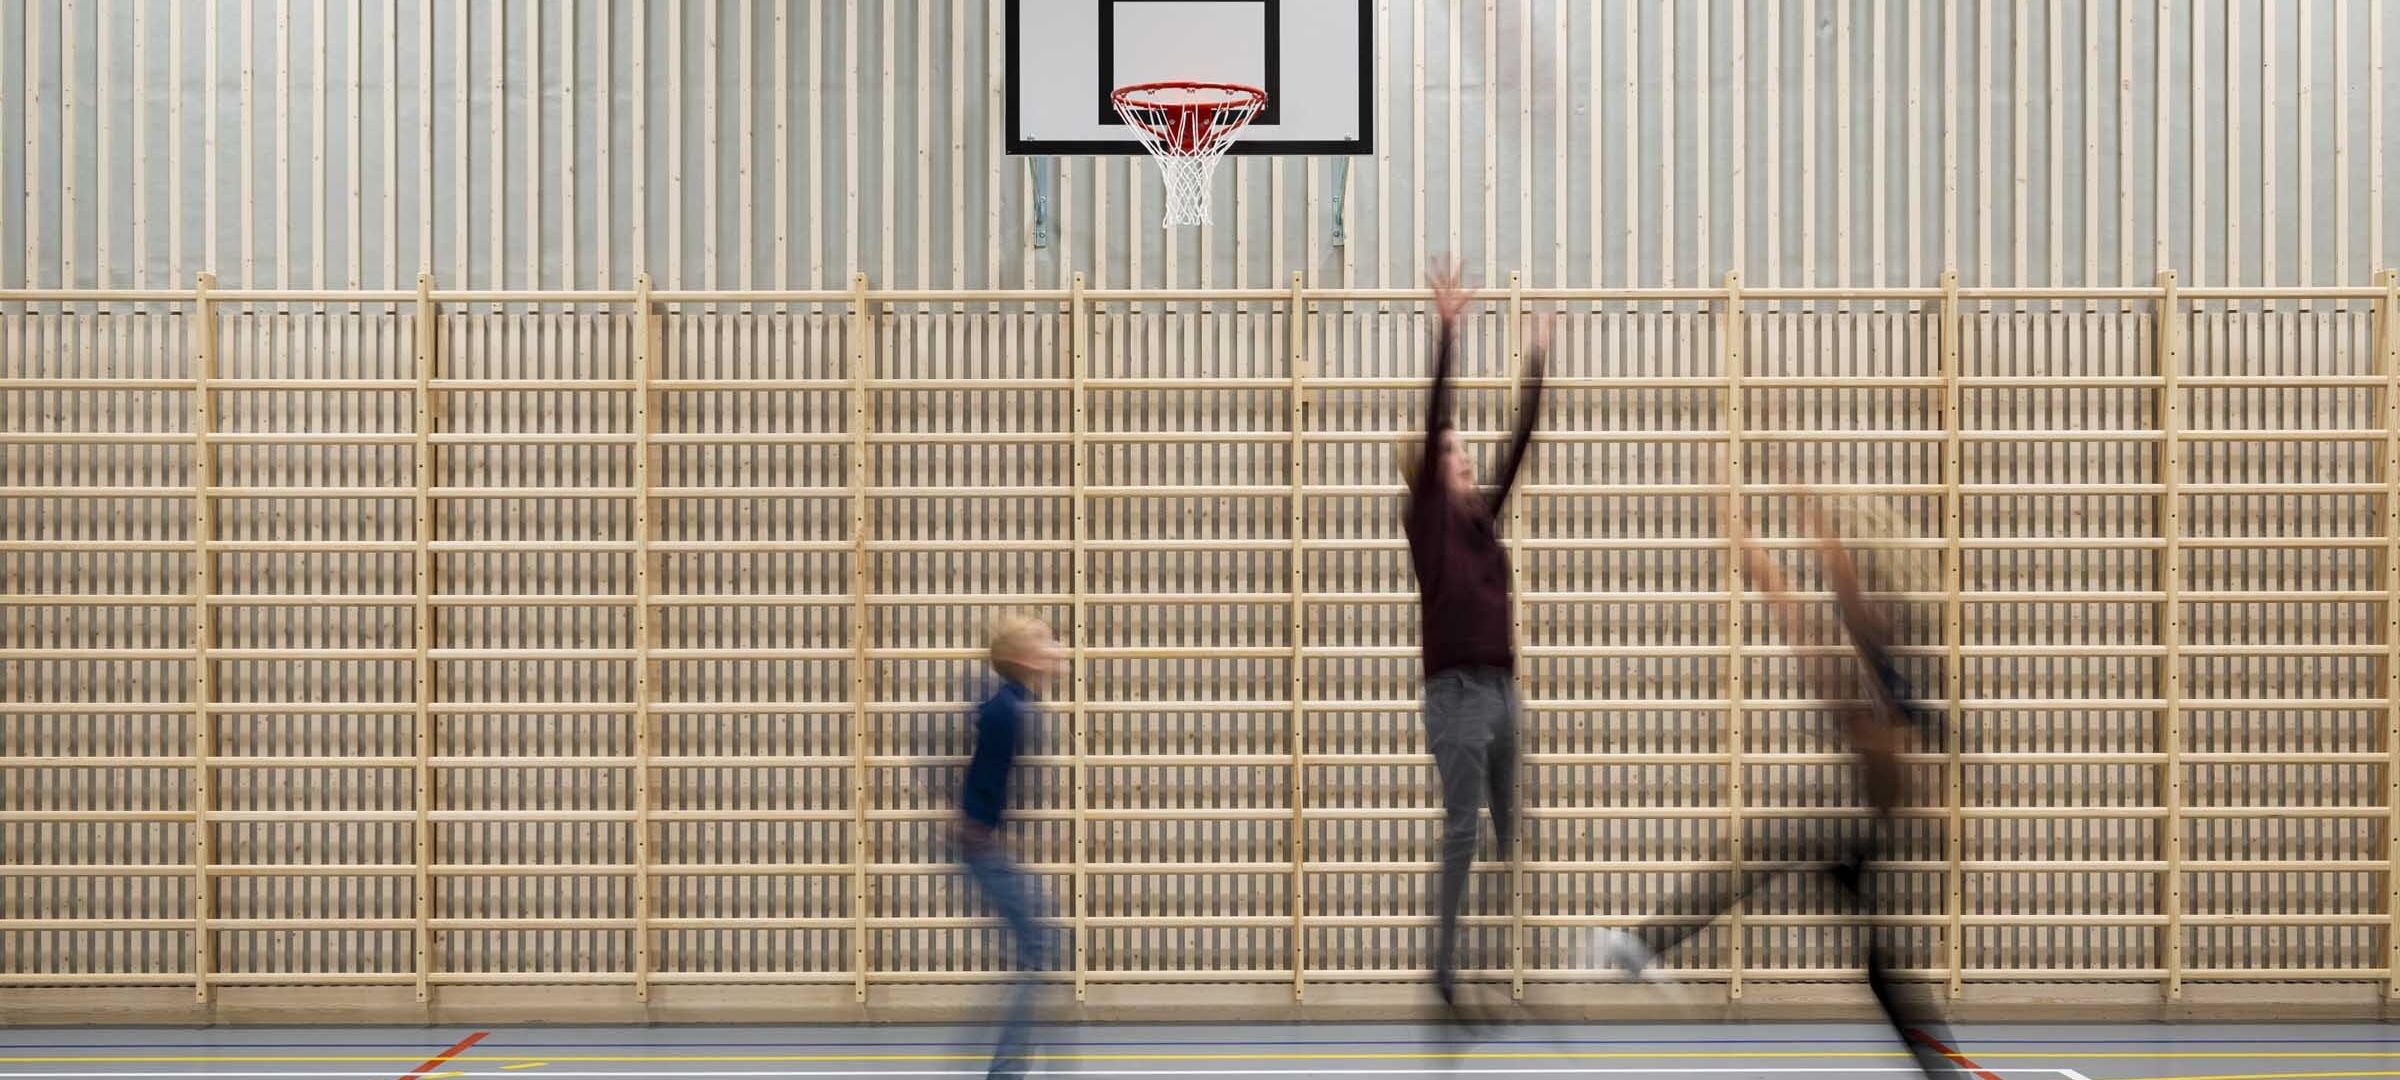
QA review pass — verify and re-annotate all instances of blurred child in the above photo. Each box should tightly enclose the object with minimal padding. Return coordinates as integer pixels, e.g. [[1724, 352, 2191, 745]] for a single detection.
[[957, 613, 1068, 1079]]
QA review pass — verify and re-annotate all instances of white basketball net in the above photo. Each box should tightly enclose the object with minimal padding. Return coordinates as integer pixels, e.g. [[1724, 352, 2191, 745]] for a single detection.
[[1112, 83, 1268, 227]]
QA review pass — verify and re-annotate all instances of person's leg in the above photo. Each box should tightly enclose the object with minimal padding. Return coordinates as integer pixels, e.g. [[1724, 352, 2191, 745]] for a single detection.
[[1475, 673, 1531, 992], [1837, 813, 1953, 1079], [1624, 800, 1800, 961], [1861, 923, 1957, 1078], [1001, 873, 1050, 1076], [1484, 672, 1522, 859], [962, 847, 1047, 1078], [1424, 671, 1496, 1002]]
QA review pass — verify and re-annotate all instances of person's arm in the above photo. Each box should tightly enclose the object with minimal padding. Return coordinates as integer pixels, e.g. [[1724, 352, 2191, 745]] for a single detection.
[[1801, 496, 1896, 647], [1414, 258, 1470, 499], [1416, 327, 1456, 496], [1730, 499, 1867, 708], [1487, 312, 1550, 513], [1795, 500, 1914, 789], [1738, 537, 1813, 647]]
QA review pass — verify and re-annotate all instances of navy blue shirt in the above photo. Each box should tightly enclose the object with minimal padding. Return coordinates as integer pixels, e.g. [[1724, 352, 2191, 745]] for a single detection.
[[960, 680, 1035, 829]]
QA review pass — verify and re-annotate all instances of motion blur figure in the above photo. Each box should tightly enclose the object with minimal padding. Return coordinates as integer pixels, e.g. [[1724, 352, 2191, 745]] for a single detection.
[[957, 614, 1068, 1079], [1401, 258, 1549, 1022], [1587, 494, 1962, 1077]]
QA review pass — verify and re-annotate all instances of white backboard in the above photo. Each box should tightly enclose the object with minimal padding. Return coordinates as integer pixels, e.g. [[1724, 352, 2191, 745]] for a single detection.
[[1006, 0, 1374, 156]]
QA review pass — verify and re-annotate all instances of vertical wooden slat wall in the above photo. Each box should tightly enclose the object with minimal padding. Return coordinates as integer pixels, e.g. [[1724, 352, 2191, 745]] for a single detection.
[[2, 276, 2396, 1015], [21, 3, 2400, 298]]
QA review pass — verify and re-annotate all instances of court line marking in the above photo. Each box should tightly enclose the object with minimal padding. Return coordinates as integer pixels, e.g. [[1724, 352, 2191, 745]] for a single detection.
[[6, 1038, 2393, 1052], [6, 1052, 1944, 1065], [394, 1031, 485, 1080], [0, 1056, 2380, 1070], [2103, 1074, 2400, 1080], [0, 1069, 2085, 1079], [1908, 1028, 2007, 1080]]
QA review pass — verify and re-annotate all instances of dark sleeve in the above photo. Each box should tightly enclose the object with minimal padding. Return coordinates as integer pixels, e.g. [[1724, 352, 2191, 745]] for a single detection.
[[958, 696, 1019, 827], [1486, 343, 1545, 513], [1412, 315, 1457, 499], [1404, 318, 1458, 575]]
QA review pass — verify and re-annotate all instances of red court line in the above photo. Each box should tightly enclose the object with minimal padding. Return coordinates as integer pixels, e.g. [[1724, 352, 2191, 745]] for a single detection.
[[396, 1030, 488, 1080], [1906, 1028, 2007, 1080]]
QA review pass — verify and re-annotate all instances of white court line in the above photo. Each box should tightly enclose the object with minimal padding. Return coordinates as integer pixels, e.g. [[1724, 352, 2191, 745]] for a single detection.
[[0, 1069, 2083, 1079]]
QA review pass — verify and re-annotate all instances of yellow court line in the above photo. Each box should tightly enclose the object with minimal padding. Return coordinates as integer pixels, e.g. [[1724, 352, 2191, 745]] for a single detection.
[[5, 1050, 2400, 1066], [499, 1065, 549, 1072]]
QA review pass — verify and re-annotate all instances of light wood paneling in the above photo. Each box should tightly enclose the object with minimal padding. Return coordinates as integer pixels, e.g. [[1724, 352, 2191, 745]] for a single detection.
[[1, 276, 2394, 1013]]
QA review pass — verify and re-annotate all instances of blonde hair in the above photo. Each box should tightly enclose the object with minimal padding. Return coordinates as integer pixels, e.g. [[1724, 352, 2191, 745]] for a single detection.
[[1816, 495, 1937, 598], [987, 612, 1052, 671], [1396, 435, 1425, 486]]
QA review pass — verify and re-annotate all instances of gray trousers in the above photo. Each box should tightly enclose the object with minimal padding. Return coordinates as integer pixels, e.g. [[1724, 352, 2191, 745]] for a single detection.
[[1422, 665, 1522, 980]]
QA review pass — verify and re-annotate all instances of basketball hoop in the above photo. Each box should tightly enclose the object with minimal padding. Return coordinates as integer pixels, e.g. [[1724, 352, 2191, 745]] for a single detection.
[[1111, 81, 1268, 228]]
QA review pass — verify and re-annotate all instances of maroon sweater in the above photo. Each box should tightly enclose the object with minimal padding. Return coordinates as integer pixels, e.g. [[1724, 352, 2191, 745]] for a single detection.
[[1404, 316, 1544, 677]]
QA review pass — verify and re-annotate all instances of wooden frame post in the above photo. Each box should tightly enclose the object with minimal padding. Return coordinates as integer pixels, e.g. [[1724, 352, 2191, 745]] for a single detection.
[[409, 272, 438, 1004], [1719, 271, 1747, 1000], [1287, 271, 1309, 1000], [1069, 273, 1092, 1003], [1939, 270, 1966, 999], [188, 273, 220, 1004], [1506, 271, 1527, 1002], [848, 273, 875, 1003], [2377, 267, 2400, 1001], [2154, 270, 2185, 1002], [631, 275, 660, 1002]]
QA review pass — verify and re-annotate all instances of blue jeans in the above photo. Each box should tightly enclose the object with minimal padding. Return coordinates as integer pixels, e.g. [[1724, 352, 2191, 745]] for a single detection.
[[960, 843, 1049, 1077]]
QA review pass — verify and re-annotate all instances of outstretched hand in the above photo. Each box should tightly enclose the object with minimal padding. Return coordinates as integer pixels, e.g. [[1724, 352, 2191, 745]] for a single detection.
[[1427, 256, 1473, 324]]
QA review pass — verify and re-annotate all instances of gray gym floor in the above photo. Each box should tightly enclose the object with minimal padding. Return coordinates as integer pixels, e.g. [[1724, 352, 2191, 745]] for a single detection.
[[0, 1022, 2394, 1078]]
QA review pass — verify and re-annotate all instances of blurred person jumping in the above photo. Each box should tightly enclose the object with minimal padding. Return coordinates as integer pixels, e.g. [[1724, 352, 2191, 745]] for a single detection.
[[1584, 493, 1964, 1078], [1403, 257, 1549, 1020], [957, 613, 1068, 1079]]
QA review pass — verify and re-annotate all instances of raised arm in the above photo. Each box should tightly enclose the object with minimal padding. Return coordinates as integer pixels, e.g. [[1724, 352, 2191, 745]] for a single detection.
[[1488, 311, 1550, 512], [1796, 496, 1917, 786], [1801, 495, 1895, 647], [1415, 258, 1471, 497], [1727, 495, 1863, 706]]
